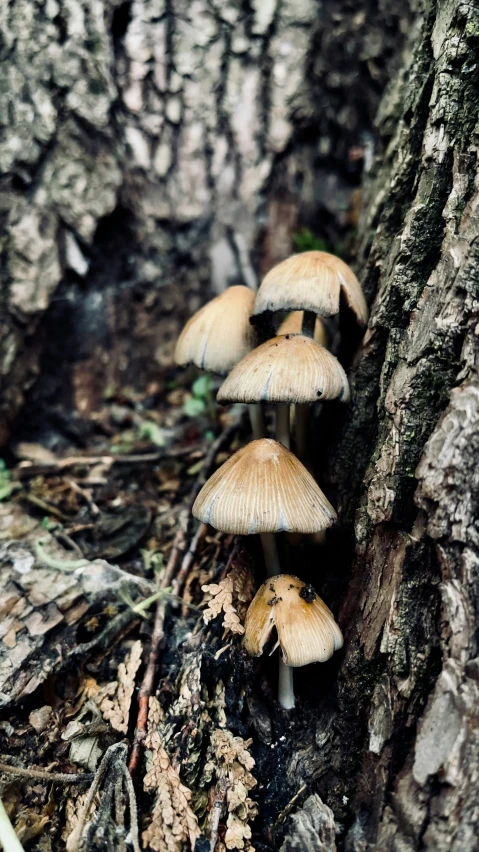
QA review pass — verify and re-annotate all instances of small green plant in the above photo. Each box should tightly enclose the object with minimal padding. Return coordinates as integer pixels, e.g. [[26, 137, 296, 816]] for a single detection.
[[0, 460, 13, 501], [41, 516, 59, 531], [183, 375, 216, 422], [137, 420, 166, 447], [292, 228, 328, 254]]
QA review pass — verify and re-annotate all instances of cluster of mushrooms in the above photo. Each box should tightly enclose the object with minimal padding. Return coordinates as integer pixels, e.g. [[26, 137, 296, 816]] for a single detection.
[[174, 251, 368, 709]]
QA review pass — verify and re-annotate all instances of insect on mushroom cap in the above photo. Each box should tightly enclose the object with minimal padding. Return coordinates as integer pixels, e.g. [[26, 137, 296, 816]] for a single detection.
[[252, 250, 368, 326], [192, 438, 336, 535], [217, 333, 350, 405], [244, 574, 343, 667], [174, 285, 255, 374]]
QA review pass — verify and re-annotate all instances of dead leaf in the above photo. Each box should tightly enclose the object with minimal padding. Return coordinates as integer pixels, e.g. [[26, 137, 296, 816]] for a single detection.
[[98, 640, 143, 734], [142, 698, 200, 852]]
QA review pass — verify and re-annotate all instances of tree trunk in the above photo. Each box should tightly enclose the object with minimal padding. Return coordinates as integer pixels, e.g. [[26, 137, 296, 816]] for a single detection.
[[317, 1, 479, 848], [1, 0, 478, 850]]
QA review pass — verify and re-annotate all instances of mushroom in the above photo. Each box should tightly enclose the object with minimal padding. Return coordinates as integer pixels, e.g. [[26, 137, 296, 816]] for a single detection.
[[278, 311, 327, 345], [174, 285, 265, 438], [244, 574, 343, 709], [251, 252, 366, 458], [192, 438, 336, 568], [217, 333, 349, 455], [252, 250, 368, 332], [192, 439, 336, 709]]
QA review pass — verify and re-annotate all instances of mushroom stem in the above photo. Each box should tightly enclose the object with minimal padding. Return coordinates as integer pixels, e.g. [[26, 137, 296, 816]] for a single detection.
[[296, 310, 316, 461], [248, 404, 266, 440], [278, 659, 295, 710], [276, 404, 290, 449], [302, 311, 316, 339], [205, 376, 217, 425], [259, 531, 295, 710], [0, 798, 25, 852], [260, 533, 281, 577], [295, 403, 309, 462]]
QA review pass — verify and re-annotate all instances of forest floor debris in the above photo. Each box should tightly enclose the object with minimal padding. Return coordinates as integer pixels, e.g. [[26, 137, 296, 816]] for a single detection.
[[0, 377, 340, 850]]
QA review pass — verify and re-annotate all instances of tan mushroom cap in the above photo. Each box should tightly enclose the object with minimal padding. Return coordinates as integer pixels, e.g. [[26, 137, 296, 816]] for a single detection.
[[244, 574, 343, 667], [174, 285, 255, 374], [278, 311, 327, 346], [217, 334, 349, 405], [192, 438, 336, 535], [252, 251, 368, 326]]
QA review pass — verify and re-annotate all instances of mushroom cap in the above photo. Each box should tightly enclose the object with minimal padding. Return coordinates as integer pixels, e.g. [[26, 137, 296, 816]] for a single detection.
[[278, 311, 327, 346], [174, 285, 255, 374], [217, 334, 349, 405], [244, 574, 343, 667], [192, 438, 336, 535], [252, 251, 368, 326]]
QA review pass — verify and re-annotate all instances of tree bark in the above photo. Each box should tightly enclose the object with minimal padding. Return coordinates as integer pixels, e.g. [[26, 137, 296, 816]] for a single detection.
[[313, 1, 479, 849]]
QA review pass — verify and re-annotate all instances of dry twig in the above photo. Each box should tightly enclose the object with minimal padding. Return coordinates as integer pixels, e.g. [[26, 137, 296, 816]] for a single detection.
[[15, 446, 202, 480], [0, 763, 93, 784]]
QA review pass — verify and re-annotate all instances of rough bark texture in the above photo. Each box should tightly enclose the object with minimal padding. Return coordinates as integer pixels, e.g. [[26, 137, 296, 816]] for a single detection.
[[316, 0, 479, 848]]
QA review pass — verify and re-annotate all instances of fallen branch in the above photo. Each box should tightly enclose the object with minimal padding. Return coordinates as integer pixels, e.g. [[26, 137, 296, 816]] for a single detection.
[[14, 445, 202, 480]]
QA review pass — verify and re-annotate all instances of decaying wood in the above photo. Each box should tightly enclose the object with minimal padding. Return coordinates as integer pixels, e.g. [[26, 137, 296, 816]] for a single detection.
[[129, 420, 240, 774], [0, 505, 150, 707], [279, 794, 336, 852]]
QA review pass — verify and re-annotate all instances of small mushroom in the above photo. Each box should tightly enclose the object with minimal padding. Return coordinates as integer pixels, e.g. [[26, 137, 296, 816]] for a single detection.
[[244, 574, 343, 709], [193, 441, 337, 710], [217, 333, 349, 453], [252, 250, 368, 329], [175, 285, 255, 373], [192, 438, 336, 557], [174, 285, 265, 438], [218, 333, 349, 405]]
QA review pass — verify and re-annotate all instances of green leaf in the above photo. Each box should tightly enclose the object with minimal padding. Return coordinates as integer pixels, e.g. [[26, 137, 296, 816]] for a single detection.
[[192, 374, 213, 399], [137, 420, 166, 447], [183, 396, 206, 417]]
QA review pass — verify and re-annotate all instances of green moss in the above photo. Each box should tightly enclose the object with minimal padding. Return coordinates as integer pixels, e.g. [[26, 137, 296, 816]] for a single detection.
[[292, 228, 328, 253]]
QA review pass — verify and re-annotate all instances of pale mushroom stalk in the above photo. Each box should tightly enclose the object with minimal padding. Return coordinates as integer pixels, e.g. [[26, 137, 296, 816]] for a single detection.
[[275, 404, 290, 449], [248, 404, 266, 440], [259, 481, 291, 707], [260, 537, 295, 709], [0, 798, 25, 852], [278, 656, 295, 710], [260, 532, 281, 577], [296, 311, 317, 461]]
